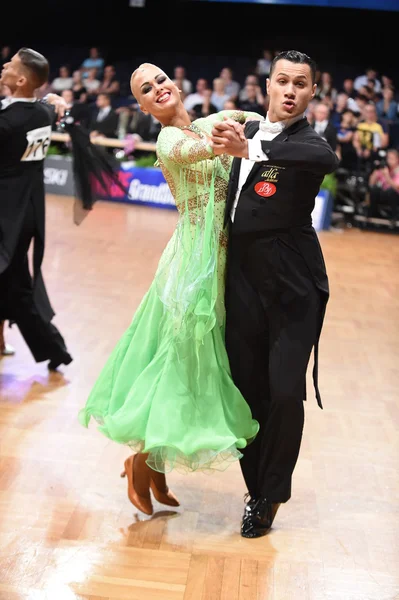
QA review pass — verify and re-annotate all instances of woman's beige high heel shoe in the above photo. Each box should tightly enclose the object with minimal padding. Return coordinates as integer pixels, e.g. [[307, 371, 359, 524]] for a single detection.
[[121, 454, 153, 515]]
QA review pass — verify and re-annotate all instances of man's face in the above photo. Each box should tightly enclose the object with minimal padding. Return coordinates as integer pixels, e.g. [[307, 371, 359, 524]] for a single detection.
[[363, 105, 377, 123], [266, 59, 316, 122], [96, 94, 108, 109], [0, 53, 25, 92], [314, 104, 329, 122], [61, 89, 74, 105]]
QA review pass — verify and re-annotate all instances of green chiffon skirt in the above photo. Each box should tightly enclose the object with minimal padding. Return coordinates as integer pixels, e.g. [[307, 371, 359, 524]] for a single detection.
[[78, 175, 259, 473]]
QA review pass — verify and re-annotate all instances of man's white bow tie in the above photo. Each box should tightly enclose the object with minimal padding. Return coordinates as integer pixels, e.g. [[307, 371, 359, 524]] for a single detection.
[[259, 119, 285, 134]]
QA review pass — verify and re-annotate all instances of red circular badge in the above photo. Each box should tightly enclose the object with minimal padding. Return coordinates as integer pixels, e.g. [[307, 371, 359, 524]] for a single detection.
[[254, 182, 276, 197]]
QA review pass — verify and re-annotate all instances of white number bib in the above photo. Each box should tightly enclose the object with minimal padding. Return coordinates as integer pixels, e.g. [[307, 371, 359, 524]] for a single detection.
[[20, 125, 52, 162]]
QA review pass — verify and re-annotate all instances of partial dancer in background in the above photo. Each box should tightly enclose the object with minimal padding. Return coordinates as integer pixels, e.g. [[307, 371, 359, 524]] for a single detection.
[[78, 63, 263, 517], [0, 48, 125, 370], [0, 48, 73, 371]]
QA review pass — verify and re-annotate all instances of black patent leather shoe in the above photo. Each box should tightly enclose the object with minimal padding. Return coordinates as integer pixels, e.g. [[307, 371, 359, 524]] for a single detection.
[[242, 493, 258, 519], [241, 497, 280, 538]]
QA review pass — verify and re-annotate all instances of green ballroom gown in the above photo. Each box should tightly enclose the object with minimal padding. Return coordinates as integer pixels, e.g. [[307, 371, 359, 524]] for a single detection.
[[78, 110, 261, 473]]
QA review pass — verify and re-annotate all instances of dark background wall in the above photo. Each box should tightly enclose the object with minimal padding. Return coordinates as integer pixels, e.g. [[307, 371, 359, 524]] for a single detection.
[[3, 0, 398, 87]]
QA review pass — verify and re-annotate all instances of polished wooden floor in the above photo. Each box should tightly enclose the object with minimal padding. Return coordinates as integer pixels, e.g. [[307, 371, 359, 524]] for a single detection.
[[0, 195, 398, 600]]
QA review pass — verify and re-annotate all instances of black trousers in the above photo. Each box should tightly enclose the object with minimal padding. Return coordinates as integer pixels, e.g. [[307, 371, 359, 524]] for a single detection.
[[225, 231, 321, 503], [0, 201, 70, 363]]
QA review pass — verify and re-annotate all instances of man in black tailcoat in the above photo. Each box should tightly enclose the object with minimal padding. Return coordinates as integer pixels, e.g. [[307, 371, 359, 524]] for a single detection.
[[0, 48, 72, 370], [211, 50, 339, 538]]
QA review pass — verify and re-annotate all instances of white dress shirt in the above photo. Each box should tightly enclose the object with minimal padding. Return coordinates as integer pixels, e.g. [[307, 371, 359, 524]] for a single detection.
[[313, 119, 328, 137], [96, 106, 111, 122], [0, 96, 36, 110], [230, 112, 305, 222]]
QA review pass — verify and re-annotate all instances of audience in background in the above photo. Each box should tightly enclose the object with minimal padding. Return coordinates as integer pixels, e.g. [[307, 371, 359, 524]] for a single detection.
[[0, 45, 11, 70], [50, 65, 73, 93], [191, 88, 218, 119], [366, 148, 399, 227], [219, 67, 240, 103], [89, 92, 118, 139], [80, 47, 105, 79], [16, 42, 397, 229], [83, 67, 101, 101], [172, 65, 192, 98], [97, 65, 120, 102], [210, 77, 230, 111], [311, 102, 337, 151]]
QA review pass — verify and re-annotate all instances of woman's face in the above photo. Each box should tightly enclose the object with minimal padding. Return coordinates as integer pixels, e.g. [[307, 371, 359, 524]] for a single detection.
[[130, 63, 180, 122]]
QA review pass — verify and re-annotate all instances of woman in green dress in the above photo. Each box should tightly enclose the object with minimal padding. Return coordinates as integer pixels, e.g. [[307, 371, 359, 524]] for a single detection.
[[78, 63, 262, 515]]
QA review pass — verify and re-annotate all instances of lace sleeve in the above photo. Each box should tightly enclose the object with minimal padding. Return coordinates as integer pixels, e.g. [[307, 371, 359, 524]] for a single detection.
[[156, 127, 214, 167], [215, 110, 264, 123]]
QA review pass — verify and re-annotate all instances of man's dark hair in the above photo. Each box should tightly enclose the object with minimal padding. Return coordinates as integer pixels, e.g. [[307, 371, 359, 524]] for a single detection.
[[17, 47, 49, 88], [269, 50, 317, 84], [98, 92, 111, 102]]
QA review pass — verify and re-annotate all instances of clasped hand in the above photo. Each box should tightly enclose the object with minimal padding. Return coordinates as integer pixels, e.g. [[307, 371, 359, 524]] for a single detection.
[[210, 117, 249, 158], [44, 93, 69, 118]]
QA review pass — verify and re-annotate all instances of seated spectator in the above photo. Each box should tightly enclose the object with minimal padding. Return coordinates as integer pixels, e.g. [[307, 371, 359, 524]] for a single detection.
[[80, 47, 105, 79], [117, 104, 161, 160], [223, 99, 237, 111], [61, 88, 91, 128], [211, 77, 230, 112], [192, 88, 218, 119], [366, 148, 399, 227], [219, 66, 240, 103], [184, 78, 208, 112], [336, 110, 359, 171], [84, 68, 101, 102], [311, 102, 337, 151], [256, 49, 273, 78], [305, 98, 319, 126], [0, 45, 12, 70], [98, 65, 120, 102], [71, 69, 86, 101], [117, 103, 154, 141], [339, 78, 361, 113], [381, 74, 395, 92], [238, 75, 263, 103], [238, 82, 265, 117], [317, 71, 338, 103], [50, 65, 73, 93], [89, 92, 118, 139], [340, 78, 355, 98], [376, 86, 398, 125], [172, 65, 192, 99], [330, 92, 349, 129], [354, 67, 381, 94], [353, 103, 389, 175], [352, 93, 369, 117], [357, 82, 378, 104]]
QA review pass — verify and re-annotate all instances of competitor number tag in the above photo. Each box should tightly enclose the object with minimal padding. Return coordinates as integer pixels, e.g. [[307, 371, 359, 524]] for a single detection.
[[20, 125, 52, 162]]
